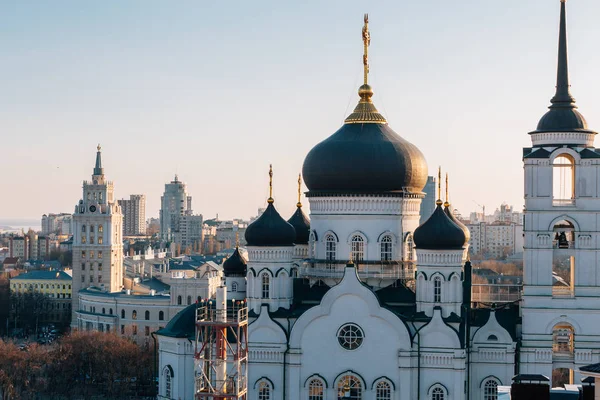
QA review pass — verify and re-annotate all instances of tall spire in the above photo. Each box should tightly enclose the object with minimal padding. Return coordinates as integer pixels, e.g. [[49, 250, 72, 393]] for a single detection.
[[93, 144, 104, 176], [267, 164, 274, 204], [436, 166, 443, 206], [550, 0, 576, 108], [297, 173, 302, 208], [444, 172, 449, 208], [344, 14, 387, 125]]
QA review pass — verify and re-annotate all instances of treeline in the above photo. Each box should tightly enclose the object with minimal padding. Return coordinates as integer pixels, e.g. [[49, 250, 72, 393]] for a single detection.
[[0, 331, 156, 399]]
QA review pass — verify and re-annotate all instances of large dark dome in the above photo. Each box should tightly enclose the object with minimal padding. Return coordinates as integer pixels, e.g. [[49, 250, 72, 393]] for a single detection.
[[444, 203, 471, 243], [414, 204, 467, 251], [245, 202, 296, 247], [302, 123, 428, 194]]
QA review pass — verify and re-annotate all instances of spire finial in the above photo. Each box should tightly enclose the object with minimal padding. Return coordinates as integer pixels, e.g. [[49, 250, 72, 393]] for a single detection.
[[362, 13, 370, 86], [444, 172, 450, 208], [93, 145, 104, 177], [344, 14, 387, 125], [97, 143, 101, 152], [550, 0, 576, 107], [297, 173, 302, 208], [436, 166, 443, 206], [267, 164, 274, 204]]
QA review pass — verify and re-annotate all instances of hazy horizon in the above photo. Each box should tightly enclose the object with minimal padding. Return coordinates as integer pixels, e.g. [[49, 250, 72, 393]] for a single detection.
[[3, 0, 600, 222]]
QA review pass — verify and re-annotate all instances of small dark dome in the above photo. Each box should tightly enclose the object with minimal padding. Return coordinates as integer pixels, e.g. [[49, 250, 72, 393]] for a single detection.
[[302, 123, 428, 194], [287, 206, 310, 245], [444, 204, 471, 243], [532, 106, 593, 134], [245, 202, 296, 246], [223, 247, 247, 277], [156, 304, 197, 338], [414, 204, 467, 250]]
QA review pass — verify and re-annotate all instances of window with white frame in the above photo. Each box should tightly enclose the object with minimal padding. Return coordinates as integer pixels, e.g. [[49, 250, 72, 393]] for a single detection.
[[380, 235, 393, 261], [483, 379, 499, 400], [258, 380, 272, 400], [433, 277, 442, 303], [325, 234, 337, 263], [337, 374, 362, 399], [261, 273, 270, 299], [308, 378, 324, 400], [376, 380, 392, 400], [431, 386, 445, 400], [351, 235, 364, 262]]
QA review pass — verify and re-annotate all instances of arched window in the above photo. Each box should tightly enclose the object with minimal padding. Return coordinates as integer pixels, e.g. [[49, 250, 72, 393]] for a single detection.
[[132, 310, 137, 320], [483, 379, 499, 400], [309, 232, 317, 258], [121, 309, 125, 319], [82, 225, 86, 233], [177, 295, 182, 305], [258, 380, 272, 400], [90, 225, 94, 233], [553, 324, 574, 355], [232, 282, 238, 292], [308, 378, 324, 400], [159, 311, 164, 321], [351, 235, 365, 262], [406, 235, 414, 261], [145, 310, 150, 320], [376, 380, 392, 400], [187, 295, 192, 305], [163, 367, 173, 398], [261, 273, 270, 299], [337, 374, 362, 399], [102, 308, 105, 314], [98, 225, 103, 233], [109, 308, 113, 315], [325, 234, 337, 263], [431, 385, 446, 400], [434, 277, 442, 303], [553, 154, 575, 205], [380, 235, 393, 261]]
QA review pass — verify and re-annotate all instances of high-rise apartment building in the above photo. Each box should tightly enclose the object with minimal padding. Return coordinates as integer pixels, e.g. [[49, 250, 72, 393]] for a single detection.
[[160, 175, 192, 241], [41, 213, 73, 235], [71, 146, 124, 326], [118, 194, 146, 236], [467, 221, 524, 258], [419, 176, 436, 225]]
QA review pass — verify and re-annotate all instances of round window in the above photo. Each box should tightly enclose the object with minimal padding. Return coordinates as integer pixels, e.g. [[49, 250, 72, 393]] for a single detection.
[[337, 323, 364, 350]]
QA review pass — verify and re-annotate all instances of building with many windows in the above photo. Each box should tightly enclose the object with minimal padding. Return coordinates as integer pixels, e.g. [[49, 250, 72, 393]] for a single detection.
[[160, 175, 193, 241], [118, 194, 146, 236]]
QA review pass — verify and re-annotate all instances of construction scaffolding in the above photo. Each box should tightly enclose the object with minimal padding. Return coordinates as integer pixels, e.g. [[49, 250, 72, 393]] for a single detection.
[[194, 287, 248, 400]]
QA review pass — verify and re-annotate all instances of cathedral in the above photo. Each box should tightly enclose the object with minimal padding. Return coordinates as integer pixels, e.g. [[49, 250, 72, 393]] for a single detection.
[[153, 1, 600, 399]]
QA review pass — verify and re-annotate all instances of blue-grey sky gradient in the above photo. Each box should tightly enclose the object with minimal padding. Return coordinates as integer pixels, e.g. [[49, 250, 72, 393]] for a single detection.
[[2, 0, 600, 221]]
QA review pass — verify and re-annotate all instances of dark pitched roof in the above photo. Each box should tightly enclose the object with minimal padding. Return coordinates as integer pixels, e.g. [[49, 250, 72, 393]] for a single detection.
[[12, 270, 72, 281], [580, 363, 600, 374], [155, 304, 198, 339], [512, 374, 550, 382], [414, 204, 467, 250], [245, 202, 296, 247], [579, 148, 600, 159], [287, 206, 310, 245], [223, 247, 247, 277], [374, 280, 416, 304]]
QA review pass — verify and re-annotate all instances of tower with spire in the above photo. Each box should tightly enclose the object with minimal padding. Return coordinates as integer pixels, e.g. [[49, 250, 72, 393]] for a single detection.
[[522, 0, 600, 384], [71, 146, 124, 327]]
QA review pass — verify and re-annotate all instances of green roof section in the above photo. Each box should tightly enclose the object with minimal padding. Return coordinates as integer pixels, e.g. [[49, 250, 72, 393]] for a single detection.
[[12, 270, 72, 281], [155, 303, 198, 339]]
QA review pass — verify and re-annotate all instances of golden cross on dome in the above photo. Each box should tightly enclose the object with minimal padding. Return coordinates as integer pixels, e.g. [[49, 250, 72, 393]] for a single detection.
[[297, 173, 302, 208], [97, 144, 101, 152], [362, 13, 370, 85], [445, 173, 450, 207], [436, 166, 443, 206], [268, 164, 274, 204]]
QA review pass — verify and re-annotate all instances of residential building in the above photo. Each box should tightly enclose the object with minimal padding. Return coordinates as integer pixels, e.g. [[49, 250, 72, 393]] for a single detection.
[[467, 221, 524, 258], [41, 213, 72, 235], [159, 175, 192, 241], [174, 214, 203, 251], [10, 270, 73, 325], [118, 194, 146, 236]]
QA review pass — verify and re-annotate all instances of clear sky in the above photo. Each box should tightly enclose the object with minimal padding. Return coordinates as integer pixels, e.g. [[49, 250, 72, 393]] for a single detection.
[[2, 0, 600, 222]]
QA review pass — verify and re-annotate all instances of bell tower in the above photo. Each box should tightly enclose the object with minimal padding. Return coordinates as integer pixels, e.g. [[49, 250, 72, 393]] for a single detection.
[[521, 0, 600, 385], [71, 145, 124, 327]]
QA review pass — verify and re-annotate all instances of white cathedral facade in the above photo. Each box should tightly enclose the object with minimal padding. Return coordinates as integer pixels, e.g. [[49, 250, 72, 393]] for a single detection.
[[154, 2, 600, 399]]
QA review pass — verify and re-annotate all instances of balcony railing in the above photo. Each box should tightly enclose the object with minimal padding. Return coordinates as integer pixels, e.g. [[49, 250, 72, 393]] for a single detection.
[[300, 260, 415, 280], [471, 284, 522, 303], [196, 305, 248, 324], [552, 240, 575, 249]]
